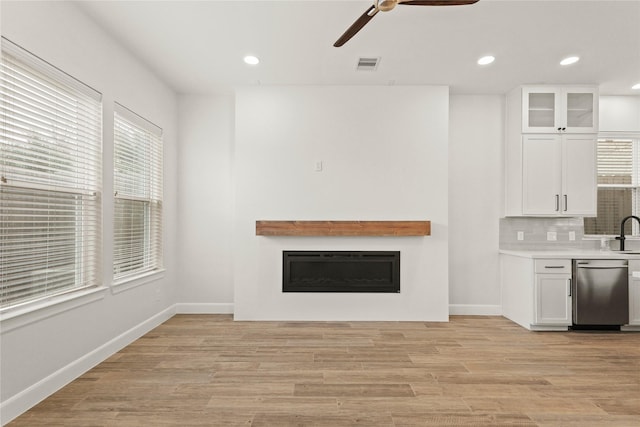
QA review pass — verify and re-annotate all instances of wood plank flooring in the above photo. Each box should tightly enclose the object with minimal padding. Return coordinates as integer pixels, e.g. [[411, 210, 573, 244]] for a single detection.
[[9, 315, 640, 426]]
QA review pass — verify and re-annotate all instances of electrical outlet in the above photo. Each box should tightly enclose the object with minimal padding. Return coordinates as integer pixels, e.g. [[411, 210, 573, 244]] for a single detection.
[[517, 231, 524, 241], [547, 231, 557, 241], [569, 231, 576, 241]]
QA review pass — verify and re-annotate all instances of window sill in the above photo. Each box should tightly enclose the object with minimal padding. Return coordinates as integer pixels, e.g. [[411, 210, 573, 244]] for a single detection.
[[583, 235, 640, 240], [112, 269, 165, 294], [0, 286, 108, 333]]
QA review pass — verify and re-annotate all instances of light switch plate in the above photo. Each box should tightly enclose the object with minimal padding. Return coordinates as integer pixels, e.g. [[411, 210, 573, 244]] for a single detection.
[[517, 231, 524, 241], [569, 231, 576, 241]]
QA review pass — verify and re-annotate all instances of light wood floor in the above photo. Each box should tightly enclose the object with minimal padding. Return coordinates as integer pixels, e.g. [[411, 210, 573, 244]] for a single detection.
[[9, 315, 640, 426]]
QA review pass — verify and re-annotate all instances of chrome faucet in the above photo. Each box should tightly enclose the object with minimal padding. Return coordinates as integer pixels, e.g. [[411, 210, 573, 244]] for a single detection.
[[617, 215, 640, 251]]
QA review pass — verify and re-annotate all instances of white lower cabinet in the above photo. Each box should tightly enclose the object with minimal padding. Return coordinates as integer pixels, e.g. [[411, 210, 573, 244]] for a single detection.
[[534, 273, 572, 325], [629, 281, 640, 325], [501, 255, 572, 331], [627, 260, 640, 327], [533, 259, 572, 326]]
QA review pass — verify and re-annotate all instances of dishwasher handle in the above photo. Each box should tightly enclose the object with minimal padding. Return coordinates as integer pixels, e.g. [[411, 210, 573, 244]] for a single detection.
[[576, 265, 628, 270], [574, 260, 628, 269]]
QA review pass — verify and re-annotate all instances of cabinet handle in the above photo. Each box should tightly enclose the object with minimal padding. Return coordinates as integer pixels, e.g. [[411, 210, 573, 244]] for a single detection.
[[568, 278, 572, 296], [555, 194, 560, 211], [544, 266, 565, 269], [564, 195, 568, 212]]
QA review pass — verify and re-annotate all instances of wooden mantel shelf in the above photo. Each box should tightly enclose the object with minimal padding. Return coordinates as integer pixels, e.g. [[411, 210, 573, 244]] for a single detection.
[[255, 220, 430, 237]]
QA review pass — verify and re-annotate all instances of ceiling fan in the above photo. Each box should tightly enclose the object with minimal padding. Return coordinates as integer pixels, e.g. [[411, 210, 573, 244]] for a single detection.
[[334, 0, 480, 47]]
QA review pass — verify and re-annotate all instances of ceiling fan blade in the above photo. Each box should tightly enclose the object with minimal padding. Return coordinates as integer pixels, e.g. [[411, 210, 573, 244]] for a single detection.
[[334, 5, 378, 47], [399, 0, 479, 5]]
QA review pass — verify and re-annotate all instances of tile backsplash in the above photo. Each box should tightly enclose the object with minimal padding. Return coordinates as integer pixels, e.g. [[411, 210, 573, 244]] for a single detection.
[[500, 217, 599, 250]]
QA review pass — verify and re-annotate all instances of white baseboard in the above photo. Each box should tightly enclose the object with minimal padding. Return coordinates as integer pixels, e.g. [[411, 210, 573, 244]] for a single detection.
[[449, 304, 502, 316], [0, 305, 176, 426], [176, 303, 499, 316], [175, 303, 234, 314]]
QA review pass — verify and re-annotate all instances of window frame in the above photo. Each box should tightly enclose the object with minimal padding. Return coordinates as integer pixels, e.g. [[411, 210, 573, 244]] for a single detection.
[[584, 132, 640, 238], [112, 102, 163, 286], [0, 38, 103, 312]]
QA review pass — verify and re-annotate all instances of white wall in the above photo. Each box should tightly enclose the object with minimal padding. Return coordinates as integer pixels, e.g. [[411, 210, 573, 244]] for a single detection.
[[599, 95, 640, 133], [448, 95, 504, 314], [0, 2, 178, 423], [177, 96, 235, 311], [233, 86, 449, 321], [174, 93, 506, 318]]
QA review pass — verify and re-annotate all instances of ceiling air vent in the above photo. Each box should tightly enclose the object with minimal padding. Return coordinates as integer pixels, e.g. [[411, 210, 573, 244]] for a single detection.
[[356, 57, 380, 71]]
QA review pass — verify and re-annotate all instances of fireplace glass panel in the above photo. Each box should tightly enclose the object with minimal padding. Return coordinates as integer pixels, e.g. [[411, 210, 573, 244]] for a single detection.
[[283, 251, 400, 293]]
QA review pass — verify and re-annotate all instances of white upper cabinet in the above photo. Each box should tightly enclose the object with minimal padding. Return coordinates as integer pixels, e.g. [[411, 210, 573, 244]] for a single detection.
[[522, 135, 562, 215], [522, 86, 598, 133], [521, 134, 597, 216], [562, 135, 598, 215], [504, 85, 598, 217]]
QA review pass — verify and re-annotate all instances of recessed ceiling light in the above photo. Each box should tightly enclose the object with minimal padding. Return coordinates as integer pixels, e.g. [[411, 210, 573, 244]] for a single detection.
[[560, 56, 580, 66], [243, 55, 260, 65], [477, 55, 495, 65], [632, 83, 640, 90]]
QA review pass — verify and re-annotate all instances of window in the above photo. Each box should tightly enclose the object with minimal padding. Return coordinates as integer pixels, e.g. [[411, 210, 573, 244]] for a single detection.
[[0, 39, 102, 309], [584, 138, 640, 236], [113, 103, 162, 284]]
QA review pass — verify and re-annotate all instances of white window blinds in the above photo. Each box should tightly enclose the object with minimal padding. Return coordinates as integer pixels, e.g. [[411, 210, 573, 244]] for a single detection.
[[0, 38, 102, 309], [584, 139, 638, 235], [113, 103, 162, 283], [596, 139, 633, 186]]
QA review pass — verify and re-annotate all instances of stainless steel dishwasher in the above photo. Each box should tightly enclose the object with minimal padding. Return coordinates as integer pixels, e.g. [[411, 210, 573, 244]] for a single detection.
[[572, 260, 629, 326]]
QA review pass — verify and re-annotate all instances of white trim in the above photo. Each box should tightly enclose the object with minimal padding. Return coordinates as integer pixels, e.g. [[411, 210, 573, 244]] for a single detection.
[[111, 269, 166, 294], [0, 305, 176, 426], [0, 287, 108, 333], [114, 102, 162, 137], [449, 304, 502, 316], [530, 325, 570, 331], [175, 303, 234, 314], [599, 131, 640, 139], [1, 36, 102, 101]]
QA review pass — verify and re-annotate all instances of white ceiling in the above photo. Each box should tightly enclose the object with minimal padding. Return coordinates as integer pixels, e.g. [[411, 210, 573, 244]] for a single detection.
[[75, 0, 640, 95]]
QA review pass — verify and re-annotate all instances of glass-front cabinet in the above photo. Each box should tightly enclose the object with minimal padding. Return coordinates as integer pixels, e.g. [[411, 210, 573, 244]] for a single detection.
[[504, 84, 599, 217], [522, 86, 598, 133]]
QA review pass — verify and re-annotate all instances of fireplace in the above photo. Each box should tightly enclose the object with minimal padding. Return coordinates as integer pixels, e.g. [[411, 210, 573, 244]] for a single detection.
[[283, 251, 400, 293]]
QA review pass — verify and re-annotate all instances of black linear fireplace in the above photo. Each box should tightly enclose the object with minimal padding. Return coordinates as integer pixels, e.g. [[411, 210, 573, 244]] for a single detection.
[[283, 251, 400, 293]]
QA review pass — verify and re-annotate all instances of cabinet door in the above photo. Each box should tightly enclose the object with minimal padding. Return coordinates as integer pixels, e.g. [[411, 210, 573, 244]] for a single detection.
[[522, 135, 562, 215], [629, 278, 640, 325], [522, 87, 560, 133], [562, 135, 597, 216], [562, 88, 599, 133], [522, 86, 598, 133], [534, 274, 572, 325]]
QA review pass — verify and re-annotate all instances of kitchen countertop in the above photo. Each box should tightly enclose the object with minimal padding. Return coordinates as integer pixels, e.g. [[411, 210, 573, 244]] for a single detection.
[[499, 249, 640, 260]]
